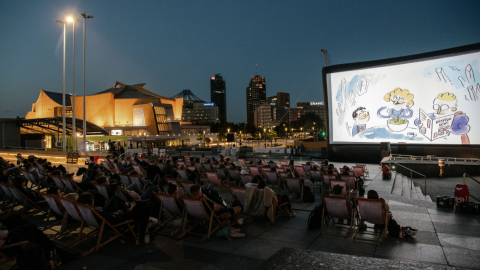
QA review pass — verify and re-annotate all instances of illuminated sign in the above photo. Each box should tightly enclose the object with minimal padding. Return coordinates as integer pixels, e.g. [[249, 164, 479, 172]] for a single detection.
[[204, 103, 215, 106], [310, 102, 324, 106]]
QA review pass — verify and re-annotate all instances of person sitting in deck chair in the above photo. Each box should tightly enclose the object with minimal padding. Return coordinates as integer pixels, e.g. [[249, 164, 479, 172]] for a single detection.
[[330, 184, 352, 216], [190, 184, 244, 226], [13, 177, 46, 204], [167, 183, 184, 211]]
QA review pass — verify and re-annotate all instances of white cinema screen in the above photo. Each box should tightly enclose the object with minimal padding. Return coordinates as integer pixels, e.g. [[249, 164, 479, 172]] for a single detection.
[[325, 46, 480, 145]]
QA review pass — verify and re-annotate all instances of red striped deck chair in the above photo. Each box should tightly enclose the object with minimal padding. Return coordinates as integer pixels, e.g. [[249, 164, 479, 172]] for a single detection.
[[154, 192, 185, 234], [321, 195, 356, 238], [354, 198, 391, 243], [284, 177, 303, 201]]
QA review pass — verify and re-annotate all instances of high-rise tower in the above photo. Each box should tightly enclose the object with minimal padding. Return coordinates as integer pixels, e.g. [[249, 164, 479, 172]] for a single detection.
[[246, 75, 266, 126], [210, 74, 227, 124]]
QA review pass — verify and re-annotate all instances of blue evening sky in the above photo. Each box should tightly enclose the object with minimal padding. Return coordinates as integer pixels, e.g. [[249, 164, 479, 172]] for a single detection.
[[1, 0, 479, 123]]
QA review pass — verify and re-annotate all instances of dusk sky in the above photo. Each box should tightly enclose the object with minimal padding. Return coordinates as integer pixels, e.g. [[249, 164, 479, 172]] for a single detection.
[[1, 0, 479, 123]]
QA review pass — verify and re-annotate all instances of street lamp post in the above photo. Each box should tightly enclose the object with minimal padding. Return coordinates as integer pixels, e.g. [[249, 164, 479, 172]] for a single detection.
[[300, 127, 303, 139], [56, 19, 67, 152], [285, 128, 287, 145], [67, 17, 81, 152], [81, 12, 93, 153]]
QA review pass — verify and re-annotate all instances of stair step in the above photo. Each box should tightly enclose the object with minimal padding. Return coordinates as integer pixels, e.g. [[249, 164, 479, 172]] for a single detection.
[[416, 193, 425, 200], [392, 175, 403, 196], [425, 195, 433, 202], [401, 177, 410, 198], [415, 186, 423, 195]]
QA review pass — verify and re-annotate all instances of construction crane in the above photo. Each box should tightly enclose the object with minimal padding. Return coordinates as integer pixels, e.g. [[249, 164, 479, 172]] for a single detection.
[[321, 49, 331, 66]]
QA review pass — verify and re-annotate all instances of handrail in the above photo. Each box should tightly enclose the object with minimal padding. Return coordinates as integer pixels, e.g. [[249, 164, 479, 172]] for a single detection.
[[389, 154, 480, 163], [389, 161, 427, 194], [463, 173, 480, 202]]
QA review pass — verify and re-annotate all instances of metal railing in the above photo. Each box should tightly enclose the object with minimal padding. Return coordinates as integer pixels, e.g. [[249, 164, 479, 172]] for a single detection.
[[389, 161, 427, 194], [463, 173, 480, 202], [389, 154, 480, 163]]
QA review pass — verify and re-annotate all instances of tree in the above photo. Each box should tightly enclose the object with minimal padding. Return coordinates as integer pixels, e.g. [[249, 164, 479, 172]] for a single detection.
[[217, 127, 227, 142]]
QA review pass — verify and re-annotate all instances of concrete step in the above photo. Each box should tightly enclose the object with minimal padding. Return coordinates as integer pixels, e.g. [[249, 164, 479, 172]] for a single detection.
[[425, 195, 433, 202], [401, 176, 410, 198], [415, 186, 423, 195], [392, 174, 403, 196]]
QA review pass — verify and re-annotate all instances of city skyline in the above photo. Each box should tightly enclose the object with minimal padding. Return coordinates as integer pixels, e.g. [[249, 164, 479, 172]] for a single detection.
[[1, 1, 479, 123]]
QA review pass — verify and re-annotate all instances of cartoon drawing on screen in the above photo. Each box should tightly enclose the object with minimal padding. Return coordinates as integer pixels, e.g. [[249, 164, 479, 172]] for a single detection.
[[349, 107, 370, 137], [436, 68, 452, 84], [377, 88, 414, 132], [414, 93, 470, 144]]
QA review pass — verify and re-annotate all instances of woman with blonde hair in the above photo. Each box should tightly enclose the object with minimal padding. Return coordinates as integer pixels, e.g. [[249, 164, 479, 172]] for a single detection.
[[377, 87, 414, 119]]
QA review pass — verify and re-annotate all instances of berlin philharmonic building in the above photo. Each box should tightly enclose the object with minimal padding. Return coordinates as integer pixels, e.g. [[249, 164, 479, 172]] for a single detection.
[[24, 81, 213, 150]]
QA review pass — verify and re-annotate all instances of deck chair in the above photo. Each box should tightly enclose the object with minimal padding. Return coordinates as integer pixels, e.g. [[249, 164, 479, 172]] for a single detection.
[[7, 184, 48, 216], [177, 169, 190, 182], [74, 202, 138, 256], [341, 175, 358, 191], [177, 161, 185, 167], [240, 174, 253, 186], [130, 176, 146, 192], [310, 170, 323, 185], [276, 168, 286, 173], [24, 170, 49, 190], [187, 165, 196, 172], [322, 174, 337, 194], [206, 172, 227, 189], [303, 164, 312, 173], [354, 198, 391, 243], [268, 162, 277, 169], [102, 161, 114, 172], [92, 183, 110, 200], [261, 167, 272, 177], [266, 171, 280, 188], [114, 186, 132, 203], [355, 164, 369, 178], [295, 165, 309, 179], [216, 168, 228, 182], [203, 164, 213, 172], [157, 163, 164, 171], [41, 193, 69, 236], [330, 180, 349, 197], [119, 174, 131, 186], [131, 164, 145, 176], [237, 158, 247, 168], [154, 192, 185, 234], [281, 165, 292, 172], [51, 175, 67, 193], [179, 197, 229, 243], [0, 183, 15, 212], [248, 166, 260, 177], [59, 197, 85, 248], [62, 177, 84, 193], [0, 241, 29, 267], [284, 177, 303, 201], [280, 161, 289, 166], [228, 169, 241, 184], [321, 195, 356, 238], [227, 185, 246, 208], [194, 163, 204, 173]]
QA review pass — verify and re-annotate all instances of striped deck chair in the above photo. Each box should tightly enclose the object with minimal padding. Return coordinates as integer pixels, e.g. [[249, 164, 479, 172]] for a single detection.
[[179, 197, 230, 243], [295, 165, 309, 179], [227, 185, 246, 208], [280, 161, 289, 166], [237, 158, 247, 168], [195, 163, 204, 173], [114, 186, 131, 203], [266, 171, 280, 189], [268, 162, 277, 169], [59, 197, 86, 247], [62, 177, 84, 193], [74, 202, 138, 256], [321, 195, 356, 238], [154, 192, 185, 234], [261, 167, 271, 177], [354, 198, 391, 243], [354, 165, 369, 178], [131, 164, 145, 176], [0, 183, 15, 212], [284, 177, 303, 201], [92, 183, 110, 200], [187, 165, 196, 172], [41, 193, 68, 236], [7, 184, 48, 216], [303, 164, 312, 173], [310, 170, 323, 185], [157, 163, 164, 171], [130, 176, 146, 192], [51, 175, 67, 193]]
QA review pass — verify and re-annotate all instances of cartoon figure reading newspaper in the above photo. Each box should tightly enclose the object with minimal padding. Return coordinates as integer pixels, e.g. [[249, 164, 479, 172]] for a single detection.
[[414, 93, 470, 144]]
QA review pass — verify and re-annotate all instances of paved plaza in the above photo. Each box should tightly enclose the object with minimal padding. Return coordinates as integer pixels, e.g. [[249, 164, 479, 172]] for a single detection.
[[1, 152, 479, 270]]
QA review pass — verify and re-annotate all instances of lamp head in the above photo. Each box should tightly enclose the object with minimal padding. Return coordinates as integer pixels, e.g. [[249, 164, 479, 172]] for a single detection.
[[81, 12, 86, 17], [66, 17, 73, 22], [56, 20, 64, 23]]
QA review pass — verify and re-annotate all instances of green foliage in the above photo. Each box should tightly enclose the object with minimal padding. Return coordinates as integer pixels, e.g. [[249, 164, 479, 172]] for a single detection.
[[388, 116, 407, 125]]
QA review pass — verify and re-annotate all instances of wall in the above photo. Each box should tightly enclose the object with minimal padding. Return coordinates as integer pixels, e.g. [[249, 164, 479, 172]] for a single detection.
[[294, 141, 327, 149], [0, 119, 21, 148], [74, 93, 115, 128]]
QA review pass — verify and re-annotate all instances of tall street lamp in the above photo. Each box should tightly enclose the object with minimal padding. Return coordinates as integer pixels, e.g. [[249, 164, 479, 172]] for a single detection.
[[67, 17, 81, 151], [56, 19, 67, 152], [81, 12, 93, 153]]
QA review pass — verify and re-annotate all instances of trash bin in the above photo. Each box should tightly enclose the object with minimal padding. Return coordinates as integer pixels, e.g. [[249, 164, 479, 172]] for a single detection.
[[454, 184, 469, 211]]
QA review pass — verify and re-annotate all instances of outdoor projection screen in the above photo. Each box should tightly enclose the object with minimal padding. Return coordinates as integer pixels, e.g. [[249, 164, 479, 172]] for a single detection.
[[325, 46, 480, 145]]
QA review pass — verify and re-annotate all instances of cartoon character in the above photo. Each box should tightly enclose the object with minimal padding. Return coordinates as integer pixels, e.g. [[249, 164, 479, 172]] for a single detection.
[[377, 88, 414, 119], [414, 93, 470, 144], [352, 107, 370, 137]]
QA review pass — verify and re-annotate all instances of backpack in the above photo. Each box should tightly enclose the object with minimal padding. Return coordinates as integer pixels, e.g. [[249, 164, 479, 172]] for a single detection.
[[303, 186, 315, 202], [307, 205, 323, 230], [388, 218, 401, 237]]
